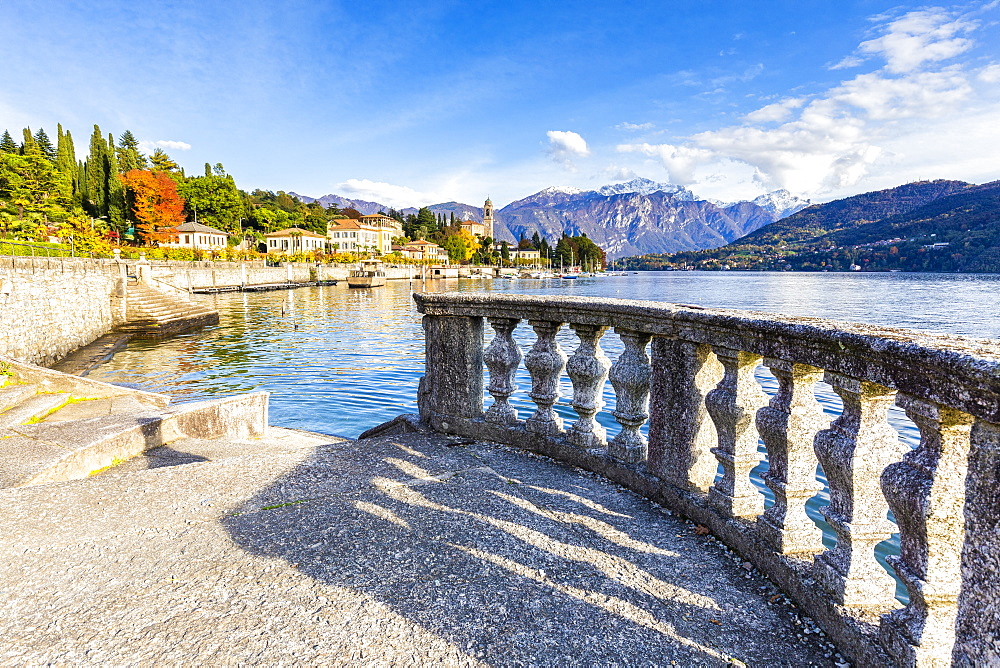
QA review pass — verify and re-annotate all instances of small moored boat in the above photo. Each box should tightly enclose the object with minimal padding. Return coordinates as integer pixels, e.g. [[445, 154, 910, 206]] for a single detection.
[[348, 259, 387, 288]]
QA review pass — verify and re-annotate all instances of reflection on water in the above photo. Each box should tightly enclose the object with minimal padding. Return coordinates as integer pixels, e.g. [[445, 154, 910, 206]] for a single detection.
[[89, 271, 1000, 603]]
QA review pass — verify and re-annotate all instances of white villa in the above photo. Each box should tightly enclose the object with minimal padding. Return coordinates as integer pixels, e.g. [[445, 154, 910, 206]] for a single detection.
[[162, 221, 230, 250], [264, 227, 327, 253]]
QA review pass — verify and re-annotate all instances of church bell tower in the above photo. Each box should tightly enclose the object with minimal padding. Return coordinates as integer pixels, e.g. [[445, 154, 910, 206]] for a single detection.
[[483, 197, 495, 239]]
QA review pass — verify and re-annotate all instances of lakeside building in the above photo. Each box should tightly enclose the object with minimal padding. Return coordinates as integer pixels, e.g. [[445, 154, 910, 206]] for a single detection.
[[459, 220, 486, 237], [327, 219, 382, 254], [328, 216, 402, 254], [510, 248, 541, 262], [392, 239, 449, 262], [264, 227, 327, 253], [162, 221, 230, 250]]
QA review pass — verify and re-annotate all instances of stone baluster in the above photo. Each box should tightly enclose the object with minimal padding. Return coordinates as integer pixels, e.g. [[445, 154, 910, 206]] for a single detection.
[[705, 348, 768, 519], [879, 395, 975, 665], [952, 419, 1000, 666], [524, 320, 568, 436], [813, 373, 907, 608], [608, 329, 653, 463], [756, 359, 827, 555], [648, 340, 723, 492], [418, 315, 484, 429], [483, 317, 523, 425], [565, 324, 611, 449]]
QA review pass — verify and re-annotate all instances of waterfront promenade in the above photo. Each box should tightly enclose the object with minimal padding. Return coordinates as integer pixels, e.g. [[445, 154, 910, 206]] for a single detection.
[[0, 428, 839, 665]]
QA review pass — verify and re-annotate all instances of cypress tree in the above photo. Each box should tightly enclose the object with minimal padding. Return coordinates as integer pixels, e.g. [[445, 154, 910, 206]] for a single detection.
[[22, 127, 38, 154], [75, 159, 87, 210], [34, 128, 56, 161], [107, 132, 126, 230], [0, 130, 17, 153], [205, 162, 212, 177], [87, 125, 108, 215], [450, 211, 455, 226]]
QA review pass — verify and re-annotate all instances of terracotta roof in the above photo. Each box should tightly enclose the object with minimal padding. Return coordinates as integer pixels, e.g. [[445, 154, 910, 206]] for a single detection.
[[329, 220, 378, 231], [405, 239, 439, 247], [264, 227, 326, 238]]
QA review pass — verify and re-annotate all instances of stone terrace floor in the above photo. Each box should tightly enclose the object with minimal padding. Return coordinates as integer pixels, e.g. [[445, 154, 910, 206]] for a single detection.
[[0, 429, 845, 666]]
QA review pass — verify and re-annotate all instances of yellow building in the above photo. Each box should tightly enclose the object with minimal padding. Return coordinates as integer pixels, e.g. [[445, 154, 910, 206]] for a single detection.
[[459, 219, 486, 237], [328, 219, 383, 253], [264, 227, 327, 253]]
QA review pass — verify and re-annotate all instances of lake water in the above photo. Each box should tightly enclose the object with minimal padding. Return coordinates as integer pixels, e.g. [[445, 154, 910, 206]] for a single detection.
[[88, 271, 1000, 601], [88, 271, 1000, 437]]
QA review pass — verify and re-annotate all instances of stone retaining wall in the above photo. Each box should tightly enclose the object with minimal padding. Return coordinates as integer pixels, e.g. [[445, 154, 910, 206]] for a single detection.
[[1, 256, 426, 366], [0, 256, 125, 366]]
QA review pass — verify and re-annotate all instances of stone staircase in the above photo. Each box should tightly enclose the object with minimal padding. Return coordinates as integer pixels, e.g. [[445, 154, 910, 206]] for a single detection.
[[120, 283, 219, 337], [0, 356, 268, 488]]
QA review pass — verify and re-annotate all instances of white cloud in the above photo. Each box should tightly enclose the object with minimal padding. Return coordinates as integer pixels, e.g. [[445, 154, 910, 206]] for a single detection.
[[616, 122, 655, 131], [853, 7, 977, 74], [743, 98, 805, 123], [829, 55, 865, 70], [155, 139, 192, 150], [616, 143, 715, 185], [603, 165, 639, 181], [546, 130, 590, 169], [615, 5, 1000, 197], [335, 178, 439, 208], [139, 139, 192, 153]]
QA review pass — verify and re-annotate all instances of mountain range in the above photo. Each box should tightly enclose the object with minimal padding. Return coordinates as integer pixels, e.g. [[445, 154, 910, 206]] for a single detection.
[[290, 178, 810, 258], [618, 179, 1000, 272]]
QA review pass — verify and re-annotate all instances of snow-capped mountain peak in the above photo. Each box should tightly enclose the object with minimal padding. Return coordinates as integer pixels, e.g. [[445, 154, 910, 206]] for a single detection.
[[539, 185, 587, 195], [595, 178, 695, 199], [751, 190, 811, 219]]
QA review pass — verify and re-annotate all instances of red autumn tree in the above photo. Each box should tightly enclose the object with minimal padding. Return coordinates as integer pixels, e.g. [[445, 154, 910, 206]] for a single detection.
[[119, 169, 186, 244]]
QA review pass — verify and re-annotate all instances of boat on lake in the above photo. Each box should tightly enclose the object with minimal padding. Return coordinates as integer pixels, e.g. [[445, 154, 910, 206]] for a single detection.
[[348, 259, 387, 288]]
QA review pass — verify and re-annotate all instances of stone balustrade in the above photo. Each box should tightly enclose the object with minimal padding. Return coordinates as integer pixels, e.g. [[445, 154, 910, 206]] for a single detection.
[[412, 292, 1000, 667]]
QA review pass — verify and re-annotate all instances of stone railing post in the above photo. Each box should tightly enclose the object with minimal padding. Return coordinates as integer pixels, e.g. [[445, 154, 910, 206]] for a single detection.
[[418, 314, 484, 428], [648, 339, 722, 492], [813, 373, 906, 608], [952, 419, 1000, 666], [756, 359, 826, 555], [706, 348, 768, 518], [483, 317, 522, 425], [608, 329, 653, 463], [880, 396, 975, 665], [524, 320, 567, 436], [565, 323, 611, 449]]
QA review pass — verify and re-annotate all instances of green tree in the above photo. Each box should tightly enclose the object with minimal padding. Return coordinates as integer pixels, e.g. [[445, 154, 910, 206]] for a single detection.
[[150, 148, 179, 172], [178, 174, 245, 231], [0, 147, 72, 221], [33, 128, 56, 161], [106, 132, 126, 230], [86, 125, 108, 215], [0, 130, 17, 154], [116, 130, 146, 172]]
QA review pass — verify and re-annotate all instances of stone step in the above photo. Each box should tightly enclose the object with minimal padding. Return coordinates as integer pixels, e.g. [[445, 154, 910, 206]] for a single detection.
[[0, 393, 72, 429], [0, 384, 38, 413], [42, 395, 166, 423]]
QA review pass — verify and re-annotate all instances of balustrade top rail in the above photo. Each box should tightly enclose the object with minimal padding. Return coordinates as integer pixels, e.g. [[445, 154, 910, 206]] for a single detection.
[[414, 292, 1000, 423]]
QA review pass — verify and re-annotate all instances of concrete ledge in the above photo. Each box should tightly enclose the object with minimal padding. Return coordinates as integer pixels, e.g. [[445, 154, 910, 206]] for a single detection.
[[1, 356, 170, 408], [3, 392, 270, 488]]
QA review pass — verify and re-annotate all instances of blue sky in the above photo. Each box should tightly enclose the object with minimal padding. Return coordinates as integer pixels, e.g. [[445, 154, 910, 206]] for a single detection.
[[3, 1, 999, 207]]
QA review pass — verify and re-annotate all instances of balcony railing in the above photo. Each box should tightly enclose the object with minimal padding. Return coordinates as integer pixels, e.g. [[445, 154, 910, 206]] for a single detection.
[[409, 291, 1000, 667]]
